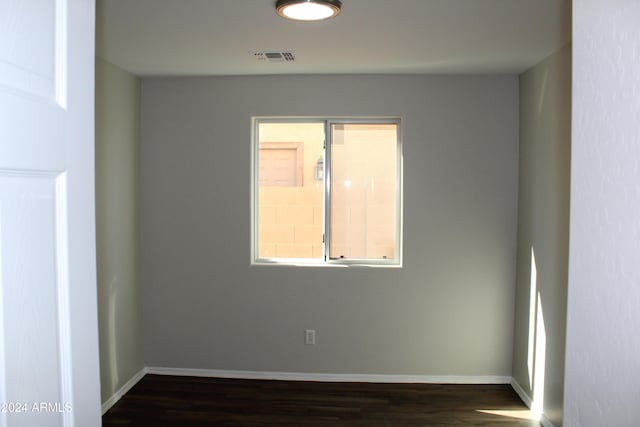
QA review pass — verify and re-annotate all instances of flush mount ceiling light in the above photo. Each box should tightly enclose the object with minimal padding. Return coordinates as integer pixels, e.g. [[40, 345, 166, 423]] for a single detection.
[[276, 0, 342, 21]]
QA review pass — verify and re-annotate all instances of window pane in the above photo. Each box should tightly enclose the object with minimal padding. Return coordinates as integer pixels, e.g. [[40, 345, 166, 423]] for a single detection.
[[329, 123, 398, 260], [257, 122, 324, 259]]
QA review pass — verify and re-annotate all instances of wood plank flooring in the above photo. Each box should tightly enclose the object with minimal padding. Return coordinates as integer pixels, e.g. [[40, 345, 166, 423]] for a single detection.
[[102, 374, 540, 426]]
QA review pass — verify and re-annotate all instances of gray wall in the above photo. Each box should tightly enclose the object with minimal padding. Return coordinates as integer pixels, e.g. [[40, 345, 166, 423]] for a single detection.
[[140, 75, 519, 376], [565, 1, 640, 426], [512, 46, 571, 426], [95, 58, 144, 403]]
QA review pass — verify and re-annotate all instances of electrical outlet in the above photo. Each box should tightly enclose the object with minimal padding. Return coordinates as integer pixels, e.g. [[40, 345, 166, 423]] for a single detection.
[[304, 329, 316, 345]]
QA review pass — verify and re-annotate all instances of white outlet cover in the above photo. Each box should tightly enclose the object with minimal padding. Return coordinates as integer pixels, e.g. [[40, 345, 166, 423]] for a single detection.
[[305, 329, 316, 345]]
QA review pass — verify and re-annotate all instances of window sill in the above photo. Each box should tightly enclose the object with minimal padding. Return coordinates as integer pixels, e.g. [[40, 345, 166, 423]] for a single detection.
[[251, 259, 402, 268]]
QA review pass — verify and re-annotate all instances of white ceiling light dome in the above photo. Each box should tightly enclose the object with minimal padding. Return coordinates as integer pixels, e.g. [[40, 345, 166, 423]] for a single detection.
[[276, 0, 342, 21]]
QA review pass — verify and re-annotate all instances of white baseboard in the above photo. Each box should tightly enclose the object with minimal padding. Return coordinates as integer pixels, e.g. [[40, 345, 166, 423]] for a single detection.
[[510, 377, 533, 407], [509, 378, 555, 427], [540, 414, 554, 427], [101, 366, 148, 415], [146, 366, 511, 384]]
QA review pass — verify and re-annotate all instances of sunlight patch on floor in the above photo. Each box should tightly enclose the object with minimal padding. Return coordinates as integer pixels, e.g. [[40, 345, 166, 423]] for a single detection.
[[476, 409, 539, 421]]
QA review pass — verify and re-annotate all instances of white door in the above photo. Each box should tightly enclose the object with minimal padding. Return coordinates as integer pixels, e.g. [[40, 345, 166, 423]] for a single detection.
[[0, 0, 101, 426]]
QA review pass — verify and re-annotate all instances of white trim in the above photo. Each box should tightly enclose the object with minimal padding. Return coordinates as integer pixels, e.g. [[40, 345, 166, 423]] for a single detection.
[[146, 367, 510, 384], [54, 173, 73, 427], [540, 414, 555, 427], [510, 377, 533, 407], [510, 378, 555, 427], [101, 367, 148, 415], [54, 0, 68, 108]]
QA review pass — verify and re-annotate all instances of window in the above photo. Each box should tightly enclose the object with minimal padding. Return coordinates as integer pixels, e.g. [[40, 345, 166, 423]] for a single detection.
[[252, 118, 402, 266]]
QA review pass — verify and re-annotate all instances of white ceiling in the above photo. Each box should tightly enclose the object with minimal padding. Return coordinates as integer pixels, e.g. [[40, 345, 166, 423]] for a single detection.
[[96, 0, 571, 77]]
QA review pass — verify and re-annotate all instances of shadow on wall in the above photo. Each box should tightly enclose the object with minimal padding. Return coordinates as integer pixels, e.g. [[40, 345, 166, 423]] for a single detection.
[[102, 275, 120, 397]]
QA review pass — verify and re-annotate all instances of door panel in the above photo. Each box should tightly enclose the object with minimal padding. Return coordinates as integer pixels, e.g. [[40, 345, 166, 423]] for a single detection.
[[0, 173, 72, 426], [0, 0, 100, 426], [0, 0, 64, 103]]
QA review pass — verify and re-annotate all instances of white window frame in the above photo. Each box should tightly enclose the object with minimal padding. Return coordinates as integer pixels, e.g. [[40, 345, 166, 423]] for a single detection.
[[251, 117, 403, 267]]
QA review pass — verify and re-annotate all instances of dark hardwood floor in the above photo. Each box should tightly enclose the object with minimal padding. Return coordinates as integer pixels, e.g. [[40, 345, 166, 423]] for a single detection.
[[102, 374, 540, 426]]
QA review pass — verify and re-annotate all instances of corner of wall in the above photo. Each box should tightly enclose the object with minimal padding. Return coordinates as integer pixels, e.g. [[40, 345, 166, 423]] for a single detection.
[[95, 57, 145, 406], [512, 44, 571, 427]]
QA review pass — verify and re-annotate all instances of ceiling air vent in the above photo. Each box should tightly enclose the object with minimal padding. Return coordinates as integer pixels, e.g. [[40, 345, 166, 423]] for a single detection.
[[252, 51, 295, 63]]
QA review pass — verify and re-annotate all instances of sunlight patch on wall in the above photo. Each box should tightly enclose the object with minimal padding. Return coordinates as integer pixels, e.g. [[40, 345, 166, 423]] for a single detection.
[[526, 246, 547, 420], [532, 289, 547, 418], [527, 247, 538, 388]]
